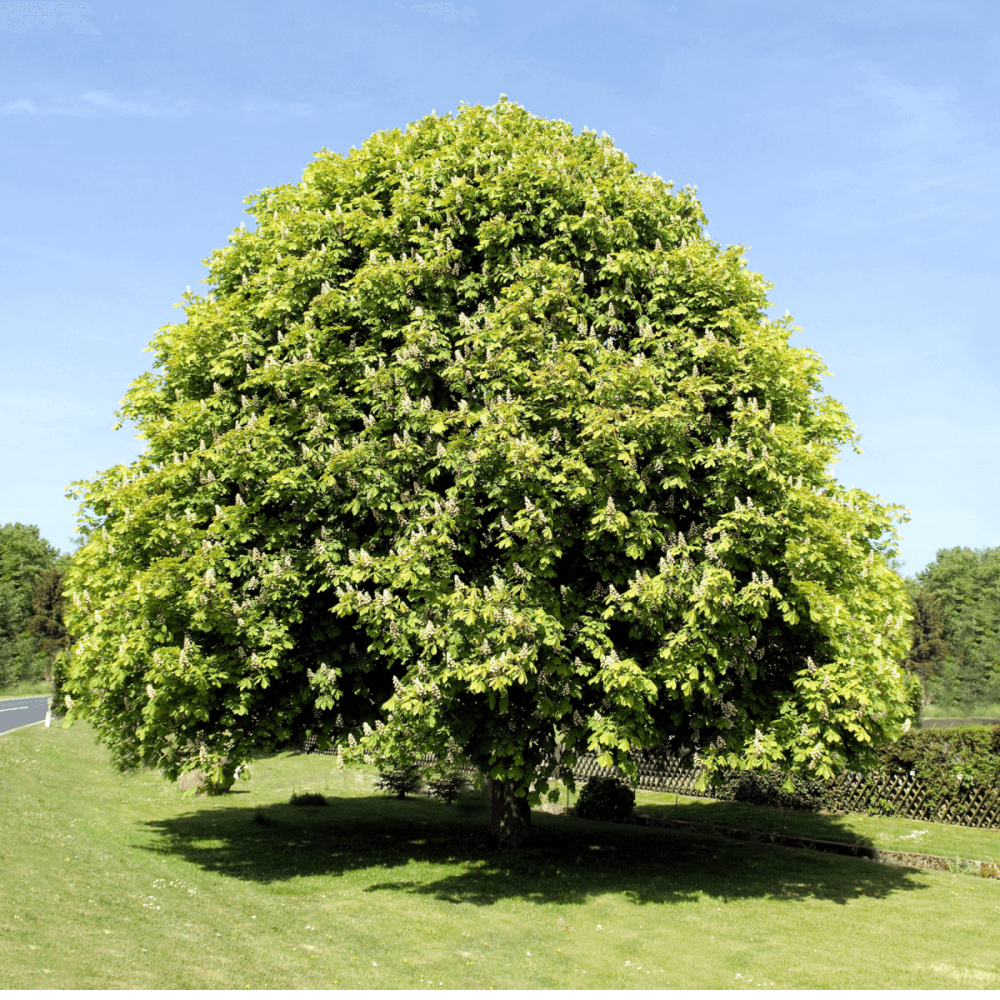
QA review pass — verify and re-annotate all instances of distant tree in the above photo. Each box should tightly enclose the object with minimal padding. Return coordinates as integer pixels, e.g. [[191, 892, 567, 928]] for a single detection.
[[914, 547, 1000, 711], [901, 590, 951, 705], [63, 98, 913, 847], [25, 566, 74, 687], [0, 523, 59, 687]]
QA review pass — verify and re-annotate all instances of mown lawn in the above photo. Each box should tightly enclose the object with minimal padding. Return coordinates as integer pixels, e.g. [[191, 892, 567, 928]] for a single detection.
[[0, 679, 54, 699], [630, 790, 1000, 865], [3, 721, 1000, 990], [922, 703, 1000, 719]]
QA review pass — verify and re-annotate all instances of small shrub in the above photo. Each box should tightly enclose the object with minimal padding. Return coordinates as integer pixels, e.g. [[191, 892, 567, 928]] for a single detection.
[[373, 765, 423, 799], [575, 776, 635, 823], [252, 811, 274, 826], [289, 792, 327, 807], [426, 772, 468, 805]]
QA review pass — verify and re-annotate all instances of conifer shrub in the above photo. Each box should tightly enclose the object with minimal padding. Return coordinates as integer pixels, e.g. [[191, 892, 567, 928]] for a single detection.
[[373, 764, 423, 799], [425, 770, 468, 804]]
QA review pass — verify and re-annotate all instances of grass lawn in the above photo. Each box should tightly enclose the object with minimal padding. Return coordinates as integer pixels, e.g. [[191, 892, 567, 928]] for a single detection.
[[922, 703, 1000, 719], [631, 791, 1000, 865], [3, 721, 1000, 990], [0, 679, 53, 699]]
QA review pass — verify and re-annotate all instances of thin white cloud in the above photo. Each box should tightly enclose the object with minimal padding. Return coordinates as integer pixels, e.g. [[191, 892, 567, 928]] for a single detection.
[[397, 3, 478, 26], [1, 90, 202, 118], [0, 89, 321, 120], [1, 1, 99, 35]]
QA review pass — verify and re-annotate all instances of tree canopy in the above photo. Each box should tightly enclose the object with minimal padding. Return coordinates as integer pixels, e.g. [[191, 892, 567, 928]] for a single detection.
[[63, 98, 913, 830]]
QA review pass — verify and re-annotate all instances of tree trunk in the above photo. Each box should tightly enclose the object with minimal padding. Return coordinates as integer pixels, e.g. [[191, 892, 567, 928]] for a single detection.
[[488, 779, 532, 849]]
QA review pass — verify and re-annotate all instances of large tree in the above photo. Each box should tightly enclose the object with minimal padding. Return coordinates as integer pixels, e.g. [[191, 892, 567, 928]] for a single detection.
[[64, 98, 912, 846]]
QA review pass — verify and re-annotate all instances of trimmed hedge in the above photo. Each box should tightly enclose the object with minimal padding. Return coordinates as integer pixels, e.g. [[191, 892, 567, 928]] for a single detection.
[[872, 725, 1000, 817], [575, 776, 635, 823]]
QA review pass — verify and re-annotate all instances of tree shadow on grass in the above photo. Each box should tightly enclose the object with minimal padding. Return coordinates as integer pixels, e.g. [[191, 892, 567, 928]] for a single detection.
[[136, 789, 930, 910]]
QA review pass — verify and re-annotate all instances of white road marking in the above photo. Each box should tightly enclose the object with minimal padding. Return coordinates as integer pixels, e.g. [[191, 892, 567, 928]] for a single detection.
[[0, 719, 47, 736]]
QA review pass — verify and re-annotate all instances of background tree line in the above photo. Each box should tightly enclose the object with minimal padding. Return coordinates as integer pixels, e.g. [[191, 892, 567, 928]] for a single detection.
[[0, 522, 73, 693], [903, 546, 1000, 713]]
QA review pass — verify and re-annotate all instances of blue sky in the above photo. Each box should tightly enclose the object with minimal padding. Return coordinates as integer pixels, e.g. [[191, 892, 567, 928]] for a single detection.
[[2, 0, 997, 575]]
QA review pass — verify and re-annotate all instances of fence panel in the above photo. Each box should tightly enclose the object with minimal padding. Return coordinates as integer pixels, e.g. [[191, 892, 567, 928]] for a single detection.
[[295, 736, 1000, 829]]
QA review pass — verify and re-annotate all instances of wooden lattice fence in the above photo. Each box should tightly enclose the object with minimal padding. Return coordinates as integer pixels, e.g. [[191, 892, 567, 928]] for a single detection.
[[571, 754, 1000, 829], [824, 769, 1000, 829], [569, 752, 713, 798], [585, 755, 1000, 830], [296, 736, 1000, 829]]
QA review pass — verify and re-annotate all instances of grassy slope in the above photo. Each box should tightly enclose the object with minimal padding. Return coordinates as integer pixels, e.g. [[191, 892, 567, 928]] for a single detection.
[[2, 722, 1000, 990]]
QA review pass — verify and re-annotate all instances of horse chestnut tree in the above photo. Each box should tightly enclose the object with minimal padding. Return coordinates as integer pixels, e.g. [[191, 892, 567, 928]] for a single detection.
[[64, 98, 912, 847]]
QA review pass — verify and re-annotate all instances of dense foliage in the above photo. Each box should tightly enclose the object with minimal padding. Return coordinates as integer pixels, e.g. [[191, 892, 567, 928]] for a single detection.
[[63, 98, 912, 810], [717, 767, 832, 812], [901, 590, 950, 708], [26, 566, 73, 685], [911, 547, 1000, 711], [0, 523, 60, 688], [575, 775, 635, 823], [876, 724, 1000, 796]]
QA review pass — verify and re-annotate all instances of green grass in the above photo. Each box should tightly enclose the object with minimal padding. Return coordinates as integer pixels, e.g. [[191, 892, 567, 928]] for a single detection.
[[631, 791, 1000, 865], [922, 702, 1000, 720], [0, 678, 53, 699], [3, 722, 1000, 989]]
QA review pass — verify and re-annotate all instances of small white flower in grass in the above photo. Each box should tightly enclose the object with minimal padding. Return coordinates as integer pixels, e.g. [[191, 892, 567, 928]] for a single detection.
[[526, 951, 531, 956], [372, 961, 378, 967], [596, 924, 602, 930]]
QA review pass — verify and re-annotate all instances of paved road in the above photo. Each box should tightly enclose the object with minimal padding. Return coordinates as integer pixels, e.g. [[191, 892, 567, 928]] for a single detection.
[[0, 696, 50, 736]]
